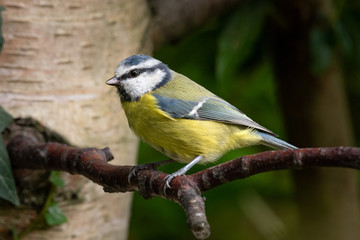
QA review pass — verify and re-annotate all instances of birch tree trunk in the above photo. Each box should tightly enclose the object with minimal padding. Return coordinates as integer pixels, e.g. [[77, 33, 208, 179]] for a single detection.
[[0, 0, 152, 239]]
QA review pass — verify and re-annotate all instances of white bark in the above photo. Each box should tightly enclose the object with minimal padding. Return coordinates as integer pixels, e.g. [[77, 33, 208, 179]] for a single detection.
[[0, 0, 152, 239]]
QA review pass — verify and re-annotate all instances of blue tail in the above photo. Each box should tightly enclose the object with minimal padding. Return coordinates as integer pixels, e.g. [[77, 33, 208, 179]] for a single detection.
[[257, 132, 297, 150]]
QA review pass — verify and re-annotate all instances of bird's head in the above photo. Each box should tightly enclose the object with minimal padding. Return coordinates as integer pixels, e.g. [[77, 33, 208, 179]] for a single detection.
[[106, 55, 171, 102]]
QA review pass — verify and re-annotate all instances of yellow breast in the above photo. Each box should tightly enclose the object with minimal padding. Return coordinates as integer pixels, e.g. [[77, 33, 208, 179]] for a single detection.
[[122, 93, 262, 163]]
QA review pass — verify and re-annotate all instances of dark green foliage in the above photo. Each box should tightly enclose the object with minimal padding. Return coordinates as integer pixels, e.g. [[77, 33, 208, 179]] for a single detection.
[[44, 201, 67, 226], [0, 107, 12, 133], [43, 173, 67, 226], [49, 171, 65, 188], [0, 8, 17, 206], [0, 108, 67, 234], [216, 1, 269, 94], [17, 174, 67, 238], [0, 107, 20, 206]]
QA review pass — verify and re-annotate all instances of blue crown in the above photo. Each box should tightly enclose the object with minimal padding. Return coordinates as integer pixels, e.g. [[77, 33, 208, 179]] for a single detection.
[[122, 54, 154, 67]]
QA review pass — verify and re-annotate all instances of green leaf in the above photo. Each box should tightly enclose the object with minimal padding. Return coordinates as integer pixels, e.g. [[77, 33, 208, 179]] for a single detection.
[[45, 201, 67, 226], [0, 138, 19, 206], [11, 227, 19, 240], [0, 106, 12, 132], [0, 107, 19, 206], [0, 6, 5, 52], [50, 171, 64, 188], [216, 2, 267, 94]]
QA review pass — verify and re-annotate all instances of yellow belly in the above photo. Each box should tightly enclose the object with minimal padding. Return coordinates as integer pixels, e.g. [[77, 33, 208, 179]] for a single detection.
[[122, 94, 262, 163]]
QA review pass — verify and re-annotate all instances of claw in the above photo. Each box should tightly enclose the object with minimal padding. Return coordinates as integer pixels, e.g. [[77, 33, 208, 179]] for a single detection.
[[164, 176, 172, 189], [128, 167, 139, 184], [127, 164, 151, 184], [163, 173, 180, 194], [127, 159, 174, 184]]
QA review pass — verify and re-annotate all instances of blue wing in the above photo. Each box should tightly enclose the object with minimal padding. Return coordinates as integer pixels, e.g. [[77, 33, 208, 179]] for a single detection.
[[153, 94, 276, 136]]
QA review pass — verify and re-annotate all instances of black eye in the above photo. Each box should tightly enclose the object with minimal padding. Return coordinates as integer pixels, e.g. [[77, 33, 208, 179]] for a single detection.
[[129, 69, 140, 78]]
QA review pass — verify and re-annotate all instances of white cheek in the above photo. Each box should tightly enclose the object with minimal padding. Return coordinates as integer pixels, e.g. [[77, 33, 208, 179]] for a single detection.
[[121, 70, 165, 100]]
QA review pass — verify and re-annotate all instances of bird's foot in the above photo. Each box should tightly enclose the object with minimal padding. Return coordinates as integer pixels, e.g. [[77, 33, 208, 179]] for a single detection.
[[164, 172, 184, 192], [128, 159, 174, 184], [163, 169, 187, 194], [163, 156, 203, 194]]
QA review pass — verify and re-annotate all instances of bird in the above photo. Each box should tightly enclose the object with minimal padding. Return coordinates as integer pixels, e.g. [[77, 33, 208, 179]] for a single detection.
[[106, 54, 297, 190]]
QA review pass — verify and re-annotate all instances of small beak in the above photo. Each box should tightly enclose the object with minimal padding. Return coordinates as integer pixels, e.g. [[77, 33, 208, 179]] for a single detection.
[[105, 76, 120, 86]]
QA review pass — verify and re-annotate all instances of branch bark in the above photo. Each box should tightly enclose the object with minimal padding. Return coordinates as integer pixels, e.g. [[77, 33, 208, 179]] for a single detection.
[[6, 119, 360, 239]]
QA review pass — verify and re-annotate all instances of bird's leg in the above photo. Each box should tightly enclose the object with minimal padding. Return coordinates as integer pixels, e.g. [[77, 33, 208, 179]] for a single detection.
[[128, 159, 174, 183], [163, 156, 203, 193]]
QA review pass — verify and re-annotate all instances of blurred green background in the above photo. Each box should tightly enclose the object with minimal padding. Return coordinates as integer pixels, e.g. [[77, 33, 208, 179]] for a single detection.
[[128, 1, 360, 239]]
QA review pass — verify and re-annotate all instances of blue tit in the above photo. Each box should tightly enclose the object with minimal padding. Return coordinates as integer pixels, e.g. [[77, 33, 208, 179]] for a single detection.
[[106, 54, 297, 188]]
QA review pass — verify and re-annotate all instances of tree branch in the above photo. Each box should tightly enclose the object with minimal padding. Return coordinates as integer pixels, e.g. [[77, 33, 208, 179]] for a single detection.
[[5, 119, 360, 239]]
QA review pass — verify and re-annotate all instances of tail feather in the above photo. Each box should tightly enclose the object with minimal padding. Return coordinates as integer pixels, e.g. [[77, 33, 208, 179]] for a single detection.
[[257, 132, 297, 150]]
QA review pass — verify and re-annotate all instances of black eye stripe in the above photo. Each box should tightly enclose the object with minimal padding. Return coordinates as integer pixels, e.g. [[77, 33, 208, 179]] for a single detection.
[[126, 68, 145, 79], [119, 63, 164, 81]]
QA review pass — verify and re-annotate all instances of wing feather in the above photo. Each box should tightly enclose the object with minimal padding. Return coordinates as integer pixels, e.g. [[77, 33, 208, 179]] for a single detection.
[[153, 94, 276, 136]]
